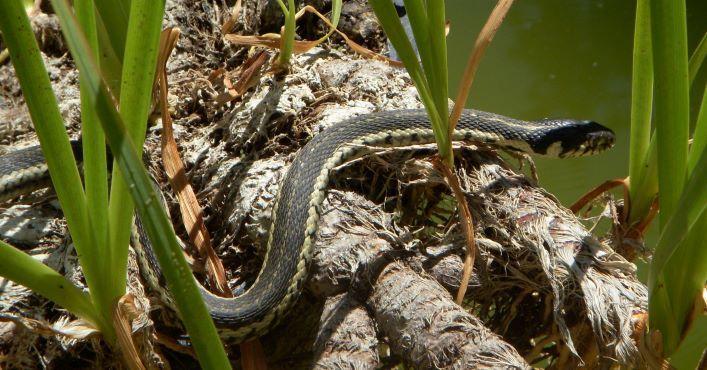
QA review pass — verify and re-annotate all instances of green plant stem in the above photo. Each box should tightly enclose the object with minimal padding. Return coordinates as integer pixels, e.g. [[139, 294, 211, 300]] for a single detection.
[[93, 0, 130, 62], [688, 32, 706, 85], [107, 0, 166, 304], [278, 0, 296, 66], [659, 211, 707, 346], [0, 240, 101, 327], [630, 139, 659, 224], [628, 0, 654, 224], [426, 0, 450, 165], [647, 0, 693, 354], [688, 84, 707, 173], [400, 0, 450, 165], [649, 144, 707, 353], [49, 0, 230, 366], [368, 0, 448, 163], [75, 0, 113, 327], [649, 0, 690, 230], [0, 0, 112, 340]]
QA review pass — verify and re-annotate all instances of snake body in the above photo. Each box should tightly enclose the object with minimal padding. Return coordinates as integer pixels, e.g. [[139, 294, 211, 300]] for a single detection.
[[0, 109, 614, 343]]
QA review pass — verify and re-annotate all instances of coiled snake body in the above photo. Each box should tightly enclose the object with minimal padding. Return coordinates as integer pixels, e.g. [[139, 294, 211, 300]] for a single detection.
[[0, 109, 614, 343]]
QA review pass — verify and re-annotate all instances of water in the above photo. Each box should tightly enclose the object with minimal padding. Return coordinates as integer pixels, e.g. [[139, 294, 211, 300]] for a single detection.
[[443, 2, 707, 365], [446, 0, 707, 205]]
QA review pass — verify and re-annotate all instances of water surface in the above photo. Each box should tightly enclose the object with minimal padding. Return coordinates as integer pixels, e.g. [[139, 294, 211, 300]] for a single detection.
[[446, 0, 707, 204]]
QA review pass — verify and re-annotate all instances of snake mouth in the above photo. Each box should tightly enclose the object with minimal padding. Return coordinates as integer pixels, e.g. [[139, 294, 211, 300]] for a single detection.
[[584, 129, 616, 153]]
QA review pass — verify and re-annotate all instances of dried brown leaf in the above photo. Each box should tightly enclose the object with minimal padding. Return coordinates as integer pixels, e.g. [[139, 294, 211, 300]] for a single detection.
[[113, 294, 146, 370], [157, 28, 232, 297], [221, 0, 242, 35]]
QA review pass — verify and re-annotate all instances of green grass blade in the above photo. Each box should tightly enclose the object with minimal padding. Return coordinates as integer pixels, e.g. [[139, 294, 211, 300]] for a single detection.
[[648, 0, 693, 352], [0, 240, 101, 328], [425, 0, 449, 135], [688, 84, 707, 173], [75, 0, 112, 325], [93, 0, 131, 61], [107, 0, 166, 305], [400, 0, 448, 145], [668, 316, 707, 369], [688, 32, 706, 85], [649, 0, 690, 230], [0, 0, 110, 334], [649, 144, 707, 353], [401, 1, 432, 76], [660, 211, 707, 350], [92, 1, 131, 94], [275, 0, 288, 14], [630, 138, 659, 223], [94, 20, 124, 95], [49, 1, 230, 366], [404, 0, 453, 152], [368, 0, 447, 161], [21, 0, 33, 11], [628, 0, 654, 224], [688, 31, 707, 174], [278, 0, 296, 66], [369, 0, 430, 97], [316, 0, 342, 41], [650, 211, 707, 354], [329, 0, 342, 32]]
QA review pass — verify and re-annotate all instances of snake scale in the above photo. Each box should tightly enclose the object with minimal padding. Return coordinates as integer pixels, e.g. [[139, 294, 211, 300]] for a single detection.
[[0, 109, 614, 343]]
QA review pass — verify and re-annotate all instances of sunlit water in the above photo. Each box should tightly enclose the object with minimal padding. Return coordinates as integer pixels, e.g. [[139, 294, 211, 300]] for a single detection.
[[446, 0, 706, 205]]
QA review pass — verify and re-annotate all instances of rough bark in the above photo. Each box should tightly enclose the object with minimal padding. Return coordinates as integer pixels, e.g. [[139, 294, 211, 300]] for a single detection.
[[312, 294, 380, 369]]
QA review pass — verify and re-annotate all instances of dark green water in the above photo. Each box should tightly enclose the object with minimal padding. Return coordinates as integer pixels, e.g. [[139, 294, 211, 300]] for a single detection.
[[446, 0, 707, 205]]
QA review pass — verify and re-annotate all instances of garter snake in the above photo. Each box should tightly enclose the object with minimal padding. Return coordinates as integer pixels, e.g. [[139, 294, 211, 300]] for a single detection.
[[0, 109, 614, 343]]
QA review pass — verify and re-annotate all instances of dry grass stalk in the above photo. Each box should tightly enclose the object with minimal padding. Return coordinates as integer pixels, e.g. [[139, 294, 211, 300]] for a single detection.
[[570, 178, 630, 218], [156, 27, 232, 296], [432, 157, 476, 304], [112, 294, 146, 370], [207, 50, 268, 106], [442, 0, 515, 307], [221, 0, 243, 35], [240, 339, 268, 370]]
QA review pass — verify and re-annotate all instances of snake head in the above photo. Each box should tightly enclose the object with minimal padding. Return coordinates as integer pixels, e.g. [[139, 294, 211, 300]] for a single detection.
[[532, 119, 615, 158]]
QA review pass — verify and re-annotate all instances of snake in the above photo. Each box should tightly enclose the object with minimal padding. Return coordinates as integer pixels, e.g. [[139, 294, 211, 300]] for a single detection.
[[0, 108, 615, 343]]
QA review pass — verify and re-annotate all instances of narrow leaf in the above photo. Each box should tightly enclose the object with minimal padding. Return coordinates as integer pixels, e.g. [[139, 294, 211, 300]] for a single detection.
[[75, 0, 113, 324], [368, 0, 446, 160], [0, 0, 107, 334], [688, 32, 706, 85], [688, 82, 707, 171], [107, 0, 166, 303], [0, 240, 100, 328], [628, 0, 654, 224], [649, 0, 690, 230], [49, 0, 231, 366]]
